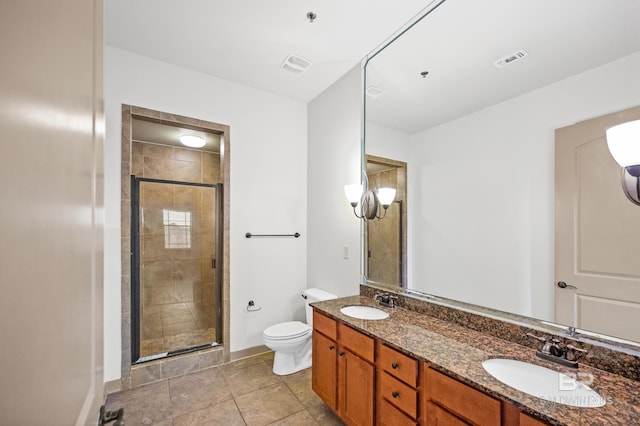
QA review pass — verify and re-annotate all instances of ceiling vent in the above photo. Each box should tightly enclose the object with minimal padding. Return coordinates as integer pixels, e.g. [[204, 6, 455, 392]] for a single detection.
[[365, 86, 385, 98], [494, 49, 528, 68], [281, 54, 312, 74]]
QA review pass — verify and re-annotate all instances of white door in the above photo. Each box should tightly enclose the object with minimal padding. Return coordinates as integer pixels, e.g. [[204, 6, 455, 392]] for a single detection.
[[0, 1, 104, 424], [555, 106, 640, 342]]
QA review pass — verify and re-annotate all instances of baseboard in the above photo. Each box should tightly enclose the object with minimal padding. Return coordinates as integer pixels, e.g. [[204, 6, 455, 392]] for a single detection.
[[230, 345, 271, 362], [103, 379, 121, 396]]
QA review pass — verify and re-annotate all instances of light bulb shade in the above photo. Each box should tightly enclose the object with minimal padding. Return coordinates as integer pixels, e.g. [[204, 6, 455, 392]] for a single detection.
[[344, 184, 363, 204], [377, 187, 396, 206], [180, 134, 206, 148], [606, 120, 640, 167]]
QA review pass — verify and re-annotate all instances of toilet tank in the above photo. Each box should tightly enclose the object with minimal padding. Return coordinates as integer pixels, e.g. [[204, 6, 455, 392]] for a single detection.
[[303, 288, 338, 326]]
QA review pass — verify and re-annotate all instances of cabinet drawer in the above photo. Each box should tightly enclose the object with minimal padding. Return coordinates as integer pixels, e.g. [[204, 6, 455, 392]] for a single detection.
[[379, 344, 418, 387], [425, 367, 500, 426], [379, 397, 418, 426], [339, 322, 374, 363], [313, 310, 337, 340], [380, 372, 418, 419]]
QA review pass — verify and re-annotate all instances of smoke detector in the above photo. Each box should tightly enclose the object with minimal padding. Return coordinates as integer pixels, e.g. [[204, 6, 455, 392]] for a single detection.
[[494, 49, 528, 68], [281, 54, 312, 74]]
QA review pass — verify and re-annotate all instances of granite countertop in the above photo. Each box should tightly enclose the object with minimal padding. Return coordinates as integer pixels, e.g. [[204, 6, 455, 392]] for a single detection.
[[312, 295, 640, 426]]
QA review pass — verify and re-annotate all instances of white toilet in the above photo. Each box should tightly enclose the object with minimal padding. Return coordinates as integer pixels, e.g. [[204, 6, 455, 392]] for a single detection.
[[263, 287, 337, 375]]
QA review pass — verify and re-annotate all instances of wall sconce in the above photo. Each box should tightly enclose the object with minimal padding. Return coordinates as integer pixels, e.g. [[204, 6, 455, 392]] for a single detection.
[[606, 120, 640, 206], [344, 184, 396, 220]]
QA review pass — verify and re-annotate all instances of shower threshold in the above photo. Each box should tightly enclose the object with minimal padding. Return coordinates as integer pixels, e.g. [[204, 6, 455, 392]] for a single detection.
[[136, 342, 221, 364]]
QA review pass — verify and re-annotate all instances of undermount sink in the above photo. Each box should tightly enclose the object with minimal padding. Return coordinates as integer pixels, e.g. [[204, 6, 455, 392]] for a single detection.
[[482, 358, 606, 408], [340, 305, 389, 320]]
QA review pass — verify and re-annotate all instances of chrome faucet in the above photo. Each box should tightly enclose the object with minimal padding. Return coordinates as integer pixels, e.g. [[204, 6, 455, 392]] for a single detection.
[[526, 333, 587, 368], [373, 292, 398, 308]]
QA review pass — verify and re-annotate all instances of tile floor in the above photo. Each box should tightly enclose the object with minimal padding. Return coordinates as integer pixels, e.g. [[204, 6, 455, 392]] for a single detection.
[[105, 352, 345, 425], [140, 301, 217, 357]]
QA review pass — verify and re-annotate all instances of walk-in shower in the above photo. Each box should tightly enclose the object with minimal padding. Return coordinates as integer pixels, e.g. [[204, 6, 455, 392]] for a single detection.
[[131, 177, 222, 362]]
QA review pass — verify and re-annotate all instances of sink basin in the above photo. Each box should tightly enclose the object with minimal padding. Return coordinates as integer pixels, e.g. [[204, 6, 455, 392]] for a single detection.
[[340, 305, 389, 320], [482, 358, 606, 408]]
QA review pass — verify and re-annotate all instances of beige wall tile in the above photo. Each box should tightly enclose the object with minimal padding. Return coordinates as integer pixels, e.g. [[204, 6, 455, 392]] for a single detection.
[[132, 141, 144, 156], [142, 183, 174, 209], [175, 147, 202, 163], [175, 160, 202, 183], [143, 143, 174, 159], [144, 156, 174, 180], [132, 154, 144, 176], [173, 185, 198, 210]]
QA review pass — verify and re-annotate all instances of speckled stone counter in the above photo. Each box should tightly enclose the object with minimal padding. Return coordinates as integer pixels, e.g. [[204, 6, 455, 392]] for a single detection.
[[311, 295, 640, 426]]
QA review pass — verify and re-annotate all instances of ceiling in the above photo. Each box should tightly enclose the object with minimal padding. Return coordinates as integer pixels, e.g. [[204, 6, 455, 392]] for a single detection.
[[104, 0, 434, 103], [366, 0, 640, 134]]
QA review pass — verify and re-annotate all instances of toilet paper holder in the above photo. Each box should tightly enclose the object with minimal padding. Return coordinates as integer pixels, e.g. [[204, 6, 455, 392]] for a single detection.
[[246, 300, 262, 312]]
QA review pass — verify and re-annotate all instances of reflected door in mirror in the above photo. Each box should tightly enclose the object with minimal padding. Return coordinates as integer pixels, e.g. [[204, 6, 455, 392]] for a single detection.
[[555, 105, 640, 342]]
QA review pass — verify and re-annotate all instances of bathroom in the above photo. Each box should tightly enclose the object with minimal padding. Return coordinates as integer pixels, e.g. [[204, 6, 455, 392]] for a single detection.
[[3, 0, 640, 424]]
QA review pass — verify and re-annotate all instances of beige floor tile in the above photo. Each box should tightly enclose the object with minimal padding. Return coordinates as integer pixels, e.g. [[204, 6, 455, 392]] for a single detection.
[[269, 409, 319, 425], [105, 380, 172, 425], [169, 366, 233, 418], [106, 351, 345, 426], [221, 358, 283, 397], [234, 382, 305, 426], [172, 399, 246, 426]]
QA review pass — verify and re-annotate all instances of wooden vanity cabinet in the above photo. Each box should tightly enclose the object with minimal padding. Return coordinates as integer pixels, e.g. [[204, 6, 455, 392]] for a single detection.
[[312, 310, 375, 426], [377, 343, 420, 425], [312, 310, 550, 426], [519, 413, 549, 426]]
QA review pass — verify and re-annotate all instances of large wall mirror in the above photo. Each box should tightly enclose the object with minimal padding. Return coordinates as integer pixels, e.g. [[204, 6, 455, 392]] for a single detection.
[[363, 0, 640, 344]]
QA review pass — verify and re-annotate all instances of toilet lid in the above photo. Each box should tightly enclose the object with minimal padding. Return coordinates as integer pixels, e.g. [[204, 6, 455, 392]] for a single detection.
[[264, 321, 311, 339]]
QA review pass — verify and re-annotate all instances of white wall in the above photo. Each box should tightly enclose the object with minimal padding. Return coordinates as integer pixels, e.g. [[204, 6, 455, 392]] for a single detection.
[[307, 66, 363, 297], [407, 51, 640, 321], [104, 47, 308, 381], [366, 122, 411, 162]]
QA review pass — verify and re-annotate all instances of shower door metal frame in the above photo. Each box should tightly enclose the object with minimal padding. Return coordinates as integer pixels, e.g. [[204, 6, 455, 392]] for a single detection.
[[131, 176, 223, 364]]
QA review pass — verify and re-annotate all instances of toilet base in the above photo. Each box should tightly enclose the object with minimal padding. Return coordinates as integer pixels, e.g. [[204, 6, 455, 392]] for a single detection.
[[271, 347, 312, 375]]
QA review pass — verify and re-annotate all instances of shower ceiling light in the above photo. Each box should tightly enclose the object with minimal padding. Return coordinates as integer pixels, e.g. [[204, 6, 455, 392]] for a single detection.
[[180, 135, 206, 148]]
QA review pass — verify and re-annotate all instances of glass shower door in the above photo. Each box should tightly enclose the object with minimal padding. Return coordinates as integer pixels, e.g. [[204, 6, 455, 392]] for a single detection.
[[132, 177, 221, 362]]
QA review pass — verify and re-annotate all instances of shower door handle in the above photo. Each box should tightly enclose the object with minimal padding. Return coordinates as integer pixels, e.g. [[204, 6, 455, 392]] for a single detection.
[[211, 256, 216, 269]]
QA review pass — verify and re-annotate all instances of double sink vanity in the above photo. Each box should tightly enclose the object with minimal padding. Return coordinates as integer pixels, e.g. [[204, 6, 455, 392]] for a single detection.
[[310, 290, 640, 425]]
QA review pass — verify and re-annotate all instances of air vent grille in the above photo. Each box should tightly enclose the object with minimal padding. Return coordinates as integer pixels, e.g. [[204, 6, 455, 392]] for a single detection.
[[494, 49, 528, 68], [281, 54, 312, 74]]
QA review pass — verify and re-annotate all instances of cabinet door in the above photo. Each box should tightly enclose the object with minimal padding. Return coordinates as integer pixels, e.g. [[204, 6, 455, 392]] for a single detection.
[[312, 331, 338, 410], [425, 401, 469, 426], [379, 398, 418, 426], [340, 349, 375, 426], [520, 413, 548, 426]]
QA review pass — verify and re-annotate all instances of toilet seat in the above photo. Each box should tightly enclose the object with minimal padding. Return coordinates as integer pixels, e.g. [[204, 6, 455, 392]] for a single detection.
[[263, 321, 311, 340]]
